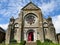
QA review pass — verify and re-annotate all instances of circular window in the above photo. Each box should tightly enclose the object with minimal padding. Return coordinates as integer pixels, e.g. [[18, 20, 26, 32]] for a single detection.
[[25, 13, 37, 25]]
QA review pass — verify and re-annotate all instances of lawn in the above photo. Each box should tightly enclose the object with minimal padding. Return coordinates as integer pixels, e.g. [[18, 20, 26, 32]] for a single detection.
[[0, 40, 60, 45], [37, 40, 60, 45]]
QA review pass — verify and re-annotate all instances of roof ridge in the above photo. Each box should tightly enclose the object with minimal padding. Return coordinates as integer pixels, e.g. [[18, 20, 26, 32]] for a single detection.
[[21, 2, 40, 10]]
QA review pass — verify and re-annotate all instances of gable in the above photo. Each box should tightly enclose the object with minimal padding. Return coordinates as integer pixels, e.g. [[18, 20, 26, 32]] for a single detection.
[[22, 2, 40, 10]]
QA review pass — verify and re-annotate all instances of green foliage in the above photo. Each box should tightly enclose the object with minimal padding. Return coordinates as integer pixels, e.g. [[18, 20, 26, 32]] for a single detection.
[[45, 39, 52, 43], [9, 43, 20, 45], [36, 40, 60, 45], [10, 39, 17, 43], [36, 40, 43, 45], [19, 41, 26, 45], [0, 40, 60, 45], [43, 42, 51, 45]]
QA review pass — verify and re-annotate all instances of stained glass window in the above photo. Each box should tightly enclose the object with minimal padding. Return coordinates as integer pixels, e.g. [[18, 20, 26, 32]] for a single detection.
[[25, 13, 36, 25]]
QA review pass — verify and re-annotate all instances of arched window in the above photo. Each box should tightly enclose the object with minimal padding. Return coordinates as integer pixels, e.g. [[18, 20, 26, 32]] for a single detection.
[[43, 22, 48, 27], [15, 23, 19, 28], [44, 28, 47, 35]]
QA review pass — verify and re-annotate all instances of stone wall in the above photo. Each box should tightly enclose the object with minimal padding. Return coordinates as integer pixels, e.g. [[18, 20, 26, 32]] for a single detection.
[[57, 33, 60, 43], [0, 27, 5, 43]]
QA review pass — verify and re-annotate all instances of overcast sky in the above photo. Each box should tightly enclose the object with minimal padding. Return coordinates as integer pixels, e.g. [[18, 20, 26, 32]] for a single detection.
[[0, 0, 60, 33]]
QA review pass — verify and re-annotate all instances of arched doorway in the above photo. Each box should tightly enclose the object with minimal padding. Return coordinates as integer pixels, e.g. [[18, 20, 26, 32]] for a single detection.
[[27, 30, 34, 41], [28, 32, 34, 41]]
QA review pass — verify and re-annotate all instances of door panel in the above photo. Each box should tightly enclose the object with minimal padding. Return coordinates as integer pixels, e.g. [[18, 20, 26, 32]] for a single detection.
[[28, 32, 33, 41]]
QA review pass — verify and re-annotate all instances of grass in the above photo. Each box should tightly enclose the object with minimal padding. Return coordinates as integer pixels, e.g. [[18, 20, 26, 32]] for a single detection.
[[0, 43, 60, 45], [36, 40, 60, 45], [0, 41, 60, 45], [0, 43, 21, 45]]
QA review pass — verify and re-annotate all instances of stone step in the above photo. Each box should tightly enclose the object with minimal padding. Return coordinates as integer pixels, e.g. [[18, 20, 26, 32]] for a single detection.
[[25, 42, 37, 45]]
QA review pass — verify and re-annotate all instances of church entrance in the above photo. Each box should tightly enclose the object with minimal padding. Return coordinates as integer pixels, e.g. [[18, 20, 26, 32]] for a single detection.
[[28, 32, 34, 41]]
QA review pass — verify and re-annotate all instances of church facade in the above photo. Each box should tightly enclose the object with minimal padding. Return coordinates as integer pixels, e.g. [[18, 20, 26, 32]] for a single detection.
[[5, 2, 57, 44]]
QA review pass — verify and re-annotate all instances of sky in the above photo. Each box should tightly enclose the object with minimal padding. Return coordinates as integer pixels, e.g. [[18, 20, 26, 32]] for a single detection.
[[0, 0, 60, 33]]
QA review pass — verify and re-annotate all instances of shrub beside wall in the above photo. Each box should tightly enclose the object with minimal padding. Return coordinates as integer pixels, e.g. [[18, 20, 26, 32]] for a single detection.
[[36, 40, 59, 45]]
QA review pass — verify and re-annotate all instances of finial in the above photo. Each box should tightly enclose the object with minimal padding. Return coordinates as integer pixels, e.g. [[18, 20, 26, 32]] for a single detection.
[[30, 0, 32, 2], [47, 16, 52, 21], [11, 16, 14, 19], [48, 16, 51, 19], [10, 16, 15, 22]]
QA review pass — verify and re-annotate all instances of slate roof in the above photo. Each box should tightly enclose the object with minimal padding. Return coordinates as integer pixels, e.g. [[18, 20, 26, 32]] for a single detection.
[[0, 27, 5, 33], [21, 2, 40, 10], [57, 33, 60, 35]]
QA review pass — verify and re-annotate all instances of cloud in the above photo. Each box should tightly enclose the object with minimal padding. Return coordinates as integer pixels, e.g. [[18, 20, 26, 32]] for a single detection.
[[0, 0, 60, 19], [0, 0, 29, 30], [40, 1, 55, 15], [52, 15, 60, 33], [0, 23, 9, 30], [0, 0, 60, 17], [0, 0, 23, 18], [39, 0, 60, 17]]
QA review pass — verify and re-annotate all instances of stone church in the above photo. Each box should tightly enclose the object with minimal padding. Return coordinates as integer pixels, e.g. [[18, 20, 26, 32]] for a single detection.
[[5, 2, 57, 44]]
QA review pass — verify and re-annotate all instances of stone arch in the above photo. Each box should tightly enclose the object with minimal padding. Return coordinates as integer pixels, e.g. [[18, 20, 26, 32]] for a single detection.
[[24, 13, 38, 18], [26, 29, 35, 34], [26, 29, 35, 41]]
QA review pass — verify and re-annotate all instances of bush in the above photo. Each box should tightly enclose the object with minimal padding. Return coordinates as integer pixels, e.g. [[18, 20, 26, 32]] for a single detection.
[[20, 41, 26, 45], [10, 39, 17, 43], [36, 40, 42, 45], [45, 39, 52, 43], [36, 40, 60, 45], [9, 43, 20, 45]]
